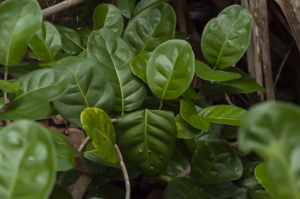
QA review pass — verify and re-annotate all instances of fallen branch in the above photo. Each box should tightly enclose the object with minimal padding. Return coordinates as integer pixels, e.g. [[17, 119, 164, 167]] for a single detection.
[[42, 0, 86, 18]]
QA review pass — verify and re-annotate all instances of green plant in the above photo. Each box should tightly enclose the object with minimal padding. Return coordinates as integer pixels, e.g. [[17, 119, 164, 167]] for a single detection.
[[0, 0, 281, 198]]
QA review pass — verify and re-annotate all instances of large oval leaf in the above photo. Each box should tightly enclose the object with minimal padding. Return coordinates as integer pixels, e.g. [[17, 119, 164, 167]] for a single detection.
[[93, 4, 124, 35], [56, 25, 85, 54], [201, 5, 253, 69], [238, 101, 300, 199], [195, 60, 241, 81], [115, 109, 177, 175], [28, 21, 62, 62], [0, 0, 42, 66], [117, 0, 135, 19], [133, 0, 169, 17], [124, 3, 176, 54], [81, 107, 120, 164], [0, 120, 56, 199], [191, 139, 236, 185], [163, 177, 206, 199], [87, 28, 147, 113], [198, 105, 248, 126], [53, 56, 115, 127], [180, 97, 210, 130], [147, 40, 195, 100]]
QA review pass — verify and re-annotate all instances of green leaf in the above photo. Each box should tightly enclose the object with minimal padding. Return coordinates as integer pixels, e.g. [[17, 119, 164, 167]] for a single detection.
[[239, 161, 264, 190], [56, 25, 85, 54], [49, 129, 80, 172], [0, 80, 19, 93], [202, 67, 266, 94], [0, 120, 56, 199], [182, 87, 201, 100], [84, 185, 126, 199], [130, 52, 151, 83], [115, 109, 177, 175], [147, 40, 195, 100], [175, 113, 201, 139], [0, 0, 42, 66], [0, 62, 41, 76], [87, 28, 147, 113], [255, 163, 274, 197], [195, 60, 241, 81], [78, 27, 92, 48], [180, 97, 210, 130], [15, 68, 69, 101], [201, 5, 253, 69], [49, 184, 73, 199], [53, 56, 115, 127], [117, 0, 135, 19], [81, 107, 120, 164], [249, 190, 274, 199], [191, 139, 236, 185], [238, 101, 300, 199], [93, 4, 124, 35], [228, 156, 243, 181], [124, 3, 176, 54], [203, 180, 238, 199], [0, 98, 4, 109], [163, 177, 207, 199], [224, 187, 250, 199], [28, 21, 62, 62], [198, 105, 247, 126], [133, 0, 169, 17]]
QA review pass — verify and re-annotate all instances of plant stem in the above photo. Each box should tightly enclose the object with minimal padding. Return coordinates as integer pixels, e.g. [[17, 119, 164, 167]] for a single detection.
[[42, 0, 86, 18], [159, 99, 163, 110], [114, 144, 130, 199], [78, 136, 91, 152], [177, 166, 191, 177], [4, 65, 8, 105]]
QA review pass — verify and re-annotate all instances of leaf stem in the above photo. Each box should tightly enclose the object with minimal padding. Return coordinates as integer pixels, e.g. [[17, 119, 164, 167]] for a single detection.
[[114, 144, 130, 199], [159, 99, 163, 110], [78, 136, 91, 152], [4, 65, 8, 105]]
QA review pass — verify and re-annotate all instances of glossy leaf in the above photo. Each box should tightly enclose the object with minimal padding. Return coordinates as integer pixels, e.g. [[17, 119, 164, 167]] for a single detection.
[[130, 52, 151, 83], [224, 187, 250, 199], [0, 80, 19, 93], [133, 0, 169, 17], [0, 120, 56, 199], [182, 87, 201, 100], [249, 190, 274, 199], [198, 105, 247, 126], [28, 21, 62, 62], [93, 4, 124, 35], [56, 25, 85, 54], [147, 40, 195, 100], [202, 67, 266, 94], [191, 139, 236, 185], [49, 184, 73, 199], [53, 56, 115, 127], [175, 114, 201, 139], [203, 180, 238, 199], [124, 3, 176, 54], [255, 163, 274, 197], [81, 107, 120, 164], [229, 156, 243, 181], [238, 101, 300, 199], [195, 60, 241, 81], [78, 27, 92, 48], [15, 68, 69, 101], [0, 0, 42, 66], [0, 62, 41, 76], [49, 129, 80, 172], [201, 5, 253, 69], [117, 0, 135, 19], [115, 109, 177, 175], [87, 28, 147, 113], [163, 177, 207, 199], [239, 161, 264, 190], [180, 97, 210, 130]]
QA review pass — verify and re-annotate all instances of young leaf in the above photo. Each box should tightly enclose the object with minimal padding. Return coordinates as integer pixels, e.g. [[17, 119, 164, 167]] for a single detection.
[[124, 3, 176, 54], [147, 40, 195, 100], [130, 52, 151, 83], [191, 139, 236, 185], [202, 67, 266, 94], [0, 0, 42, 66], [53, 56, 115, 127], [115, 109, 177, 175], [87, 28, 147, 113], [163, 177, 207, 199], [81, 107, 120, 164], [49, 130, 80, 172], [56, 25, 85, 54], [180, 97, 210, 130], [117, 0, 135, 19], [198, 105, 248, 126], [201, 5, 253, 69], [93, 4, 124, 35], [0, 120, 56, 199], [28, 21, 62, 62], [133, 0, 169, 17], [175, 113, 201, 139], [238, 101, 300, 199], [0, 80, 19, 93], [195, 60, 241, 81]]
